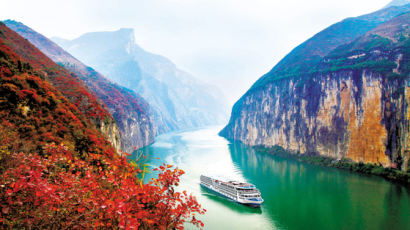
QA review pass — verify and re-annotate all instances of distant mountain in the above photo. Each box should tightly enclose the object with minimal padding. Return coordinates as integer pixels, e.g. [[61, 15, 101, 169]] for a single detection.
[[0, 22, 117, 156], [53, 29, 228, 133], [221, 5, 410, 171], [250, 3, 410, 91], [384, 0, 410, 8], [4, 20, 157, 152]]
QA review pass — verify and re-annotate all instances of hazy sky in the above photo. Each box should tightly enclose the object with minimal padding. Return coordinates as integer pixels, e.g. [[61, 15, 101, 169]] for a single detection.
[[1, 0, 392, 105]]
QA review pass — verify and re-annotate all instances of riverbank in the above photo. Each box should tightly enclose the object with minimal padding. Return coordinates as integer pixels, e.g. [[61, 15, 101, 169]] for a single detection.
[[135, 127, 410, 229], [253, 145, 410, 186]]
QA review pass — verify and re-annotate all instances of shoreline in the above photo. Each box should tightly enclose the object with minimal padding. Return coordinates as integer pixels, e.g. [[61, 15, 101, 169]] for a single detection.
[[253, 145, 410, 186]]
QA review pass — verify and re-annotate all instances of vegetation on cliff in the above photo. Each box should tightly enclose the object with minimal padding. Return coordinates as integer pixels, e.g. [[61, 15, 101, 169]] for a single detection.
[[221, 7, 410, 172], [321, 13, 410, 77], [4, 20, 156, 152], [0, 23, 111, 121], [0, 30, 113, 156], [249, 4, 410, 90], [0, 22, 205, 228]]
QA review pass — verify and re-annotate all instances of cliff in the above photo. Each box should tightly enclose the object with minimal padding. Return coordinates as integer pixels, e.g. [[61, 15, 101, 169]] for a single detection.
[[0, 22, 123, 153], [52, 29, 228, 134], [0, 22, 116, 157], [221, 10, 410, 171], [4, 20, 156, 152]]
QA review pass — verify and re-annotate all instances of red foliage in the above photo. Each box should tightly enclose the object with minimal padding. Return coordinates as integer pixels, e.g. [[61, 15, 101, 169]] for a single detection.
[[19, 89, 38, 101], [74, 68, 150, 134], [0, 28, 116, 157], [0, 22, 205, 229], [0, 23, 111, 121], [0, 144, 205, 229]]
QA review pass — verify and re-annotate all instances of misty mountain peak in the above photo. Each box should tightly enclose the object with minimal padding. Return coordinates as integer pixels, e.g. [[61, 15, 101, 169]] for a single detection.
[[384, 0, 410, 8], [3, 19, 21, 26], [3, 19, 34, 35], [116, 28, 136, 44], [117, 28, 134, 34], [67, 28, 137, 50], [117, 28, 137, 54], [53, 29, 229, 131]]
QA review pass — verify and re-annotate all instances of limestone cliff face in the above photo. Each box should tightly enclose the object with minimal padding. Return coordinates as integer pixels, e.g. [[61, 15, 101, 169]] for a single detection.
[[97, 119, 121, 153], [221, 71, 409, 169], [221, 11, 410, 171]]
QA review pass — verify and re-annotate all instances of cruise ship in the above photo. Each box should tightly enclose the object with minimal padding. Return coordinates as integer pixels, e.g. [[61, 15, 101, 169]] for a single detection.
[[200, 175, 263, 207]]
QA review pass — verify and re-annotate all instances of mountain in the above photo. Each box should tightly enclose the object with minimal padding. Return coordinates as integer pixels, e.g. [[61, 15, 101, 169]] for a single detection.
[[384, 0, 410, 8], [0, 22, 205, 230], [250, 4, 410, 91], [4, 20, 156, 152], [221, 6, 410, 171], [0, 22, 117, 157], [52, 29, 228, 133]]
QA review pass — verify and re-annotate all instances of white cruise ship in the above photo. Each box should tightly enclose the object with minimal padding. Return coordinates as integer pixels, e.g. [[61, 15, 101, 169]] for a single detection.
[[200, 175, 263, 207]]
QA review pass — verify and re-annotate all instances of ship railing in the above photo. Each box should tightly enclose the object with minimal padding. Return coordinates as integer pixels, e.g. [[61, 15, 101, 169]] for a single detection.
[[237, 190, 260, 194]]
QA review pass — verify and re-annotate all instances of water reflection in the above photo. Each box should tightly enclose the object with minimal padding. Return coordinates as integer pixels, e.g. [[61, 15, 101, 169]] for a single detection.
[[229, 141, 410, 230], [132, 127, 275, 229], [133, 127, 410, 230]]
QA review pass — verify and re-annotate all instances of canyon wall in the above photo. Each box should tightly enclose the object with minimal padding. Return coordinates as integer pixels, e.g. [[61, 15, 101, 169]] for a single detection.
[[221, 71, 409, 170], [221, 8, 410, 171]]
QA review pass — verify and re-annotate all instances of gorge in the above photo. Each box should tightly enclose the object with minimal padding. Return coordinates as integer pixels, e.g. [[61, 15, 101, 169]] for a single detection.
[[221, 5, 410, 173], [52, 29, 229, 134], [0, 0, 409, 229]]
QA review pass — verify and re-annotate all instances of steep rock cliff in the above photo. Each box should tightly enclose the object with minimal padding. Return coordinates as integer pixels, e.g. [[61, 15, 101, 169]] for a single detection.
[[52, 29, 228, 133], [221, 11, 410, 170], [222, 71, 409, 168], [4, 20, 156, 152]]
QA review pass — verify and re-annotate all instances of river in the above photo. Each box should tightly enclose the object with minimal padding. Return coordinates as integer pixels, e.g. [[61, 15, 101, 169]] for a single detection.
[[131, 126, 410, 230]]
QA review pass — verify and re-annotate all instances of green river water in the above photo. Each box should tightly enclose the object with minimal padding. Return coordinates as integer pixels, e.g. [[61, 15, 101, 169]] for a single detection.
[[131, 126, 410, 230]]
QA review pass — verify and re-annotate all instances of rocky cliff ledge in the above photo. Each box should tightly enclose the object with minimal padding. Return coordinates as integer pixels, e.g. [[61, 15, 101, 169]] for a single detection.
[[221, 71, 409, 170], [96, 118, 122, 153]]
